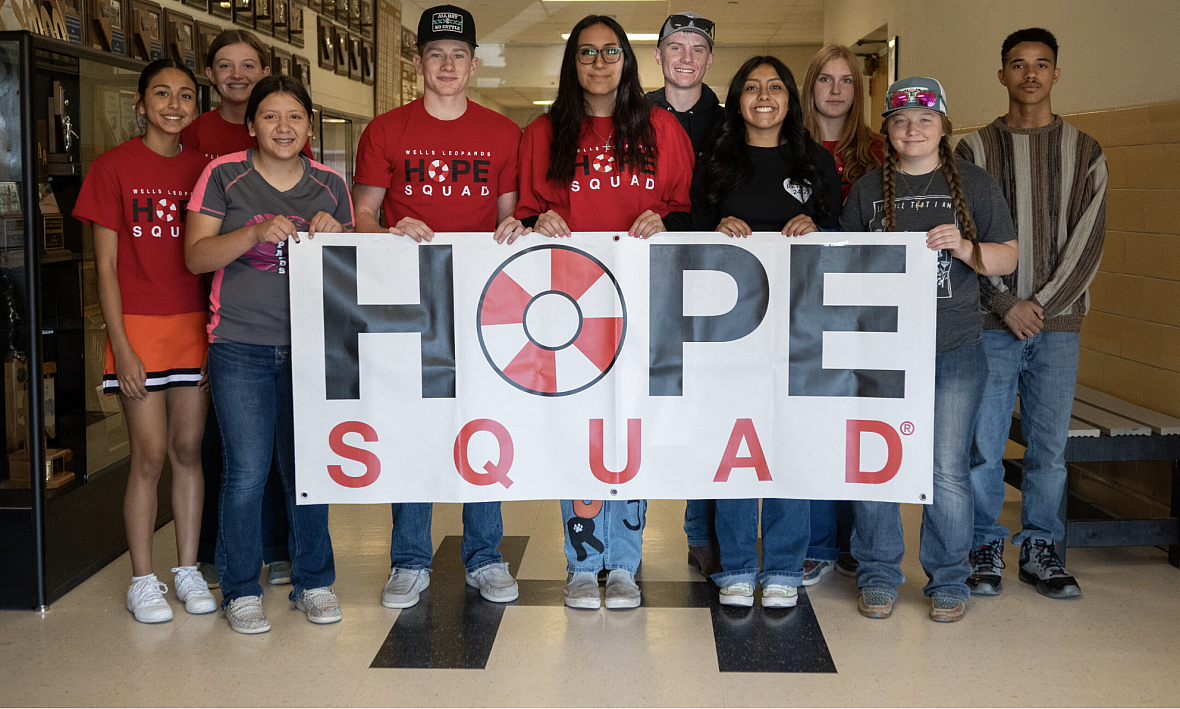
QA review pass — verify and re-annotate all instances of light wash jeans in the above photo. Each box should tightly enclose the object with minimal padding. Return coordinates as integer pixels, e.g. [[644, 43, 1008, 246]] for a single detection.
[[852, 338, 988, 601], [562, 500, 646, 575], [389, 502, 505, 573], [210, 341, 335, 607], [712, 498, 809, 588], [970, 330, 1079, 547]]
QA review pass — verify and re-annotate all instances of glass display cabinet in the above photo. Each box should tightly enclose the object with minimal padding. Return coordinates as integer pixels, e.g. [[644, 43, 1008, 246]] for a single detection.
[[0, 30, 212, 610]]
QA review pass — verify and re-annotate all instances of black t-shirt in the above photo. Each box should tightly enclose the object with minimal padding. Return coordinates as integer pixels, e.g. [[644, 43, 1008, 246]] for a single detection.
[[839, 158, 1017, 353], [685, 143, 841, 232]]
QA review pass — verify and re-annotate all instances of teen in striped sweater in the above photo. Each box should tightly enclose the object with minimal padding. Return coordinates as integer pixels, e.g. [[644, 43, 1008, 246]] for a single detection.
[[956, 27, 1107, 601]]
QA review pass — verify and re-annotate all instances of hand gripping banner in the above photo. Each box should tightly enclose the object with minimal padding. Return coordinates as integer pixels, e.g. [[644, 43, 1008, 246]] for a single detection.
[[289, 232, 937, 505]]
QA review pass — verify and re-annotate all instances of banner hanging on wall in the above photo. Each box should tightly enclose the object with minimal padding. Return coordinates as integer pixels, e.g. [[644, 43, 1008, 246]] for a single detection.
[[289, 232, 937, 505]]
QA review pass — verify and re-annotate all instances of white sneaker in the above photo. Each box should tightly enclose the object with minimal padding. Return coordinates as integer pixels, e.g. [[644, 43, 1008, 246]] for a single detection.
[[172, 566, 217, 615], [761, 584, 798, 608], [465, 562, 519, 603], [381, 568, 430, 609], [563, 572, 601, 610], [296, 587, 343, 624], [127, 575, 173, 623], [225, 596, 270, 634], [718, 582, 755, 607], [604, 570, 641, 610]]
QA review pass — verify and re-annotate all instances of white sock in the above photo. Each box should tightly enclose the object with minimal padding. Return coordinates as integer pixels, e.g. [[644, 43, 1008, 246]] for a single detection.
[[131, 573, 156, 582]]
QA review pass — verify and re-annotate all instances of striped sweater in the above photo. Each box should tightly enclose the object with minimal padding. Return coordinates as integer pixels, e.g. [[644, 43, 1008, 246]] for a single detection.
[[955, 115, 1107, 332]]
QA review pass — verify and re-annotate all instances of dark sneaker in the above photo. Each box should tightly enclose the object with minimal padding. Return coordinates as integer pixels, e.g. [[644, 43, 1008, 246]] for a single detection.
[[967, 539, 1005, 596], [1019, 539, 1081, 599], [857, 588, 893, 619], [835, 552, 859, 577], [687, 544, 721, 579], [801, 560, 833, 586], [929, 595, 966, 622]]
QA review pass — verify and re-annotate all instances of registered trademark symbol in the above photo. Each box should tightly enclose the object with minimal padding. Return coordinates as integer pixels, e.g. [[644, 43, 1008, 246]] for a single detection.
[[900, 421, 915, 435]]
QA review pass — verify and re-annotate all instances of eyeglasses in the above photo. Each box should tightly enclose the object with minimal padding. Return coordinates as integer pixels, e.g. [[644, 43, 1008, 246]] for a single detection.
[[576, 47, 624, 64], [662, 14, 715, 42], [888, 88, 939, 109]]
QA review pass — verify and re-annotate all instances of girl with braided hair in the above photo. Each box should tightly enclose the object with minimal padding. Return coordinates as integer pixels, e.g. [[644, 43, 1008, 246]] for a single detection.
[[839, 77, 1018, 623]]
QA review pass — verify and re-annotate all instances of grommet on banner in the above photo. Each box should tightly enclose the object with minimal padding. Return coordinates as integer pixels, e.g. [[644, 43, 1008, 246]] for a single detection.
[[610, 489, 618, 496], [919, 493, 927, 501], [301, 492, 309, 499], [613, 235, 620, 241]]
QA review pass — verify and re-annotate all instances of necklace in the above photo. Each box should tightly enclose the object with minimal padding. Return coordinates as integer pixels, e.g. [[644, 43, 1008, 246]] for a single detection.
[[590, 120, 613, 147], [898, 163, 939, 198]]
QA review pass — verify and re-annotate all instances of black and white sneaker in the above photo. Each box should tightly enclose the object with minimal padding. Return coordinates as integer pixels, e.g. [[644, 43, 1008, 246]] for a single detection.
[[967, 539, 1005, 596], [1019, 539, 1081, 599]]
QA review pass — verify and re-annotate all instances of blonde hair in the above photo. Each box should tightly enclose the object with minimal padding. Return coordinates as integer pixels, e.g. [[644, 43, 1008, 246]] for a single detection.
[[801, 44, 882, 186], [880, 114, 984, 271]]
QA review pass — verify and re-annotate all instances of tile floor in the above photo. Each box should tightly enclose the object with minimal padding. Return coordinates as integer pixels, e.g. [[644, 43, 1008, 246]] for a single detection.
[[2, 492, 1178, 707]]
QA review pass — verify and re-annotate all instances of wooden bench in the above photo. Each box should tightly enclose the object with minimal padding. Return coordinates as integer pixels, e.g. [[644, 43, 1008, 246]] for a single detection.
[[1005, 385, 1180, 567]]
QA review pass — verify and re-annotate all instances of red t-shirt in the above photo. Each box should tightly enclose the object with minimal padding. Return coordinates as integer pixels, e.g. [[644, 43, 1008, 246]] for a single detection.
[[72, 137, 208, 315], [822, 133, 887, 202], [515, 109, 693, 231], [353, 98, 521, 232], [180, 109, 313, 160]]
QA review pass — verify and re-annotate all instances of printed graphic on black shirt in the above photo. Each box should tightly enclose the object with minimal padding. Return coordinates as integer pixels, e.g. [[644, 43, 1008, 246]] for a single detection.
[[783, 178, 812, 204], [870, 194, 956, 299]]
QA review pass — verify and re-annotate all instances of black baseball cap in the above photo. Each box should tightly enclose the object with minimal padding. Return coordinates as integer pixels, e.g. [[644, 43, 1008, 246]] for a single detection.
[[417, 5, 478, 48]]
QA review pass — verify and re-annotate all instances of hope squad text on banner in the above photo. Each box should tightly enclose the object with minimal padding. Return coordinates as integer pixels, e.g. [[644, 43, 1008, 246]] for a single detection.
[[289, 232, 937, 505]]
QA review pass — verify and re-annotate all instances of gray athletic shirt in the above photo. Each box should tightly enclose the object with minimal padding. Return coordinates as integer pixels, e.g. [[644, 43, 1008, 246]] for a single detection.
[[191, 149, 355, 346], [838, 157, 1016, 354]]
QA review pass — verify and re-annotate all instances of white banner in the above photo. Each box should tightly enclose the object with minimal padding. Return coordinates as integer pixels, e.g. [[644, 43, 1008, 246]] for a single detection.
[[289, 232, 936, 505]]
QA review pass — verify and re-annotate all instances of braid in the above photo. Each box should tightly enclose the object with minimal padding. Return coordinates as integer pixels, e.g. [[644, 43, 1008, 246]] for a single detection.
[[881, 149, 898, 232], [938, 137, 984, 271]]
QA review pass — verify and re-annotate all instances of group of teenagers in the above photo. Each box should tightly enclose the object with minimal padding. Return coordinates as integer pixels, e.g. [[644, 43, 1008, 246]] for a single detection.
[[74, 2, 1107, 634]]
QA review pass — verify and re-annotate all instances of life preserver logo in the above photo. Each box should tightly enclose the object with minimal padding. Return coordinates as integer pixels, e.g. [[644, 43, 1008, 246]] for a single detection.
[[428, 160, 450, 183], [477, 245, 626, 397], [156, 198, 178, 222], [592, 154, 615, 173]]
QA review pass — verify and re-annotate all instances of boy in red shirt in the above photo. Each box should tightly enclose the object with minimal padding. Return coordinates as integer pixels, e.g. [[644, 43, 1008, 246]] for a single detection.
[[352, 5, 526, 610]]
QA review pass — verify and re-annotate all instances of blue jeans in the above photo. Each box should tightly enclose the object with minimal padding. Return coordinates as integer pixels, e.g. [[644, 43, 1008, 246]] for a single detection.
[[713, 498, 809, 587], [684, 499, 716, 547], [197, 408, 290, 565], [561, 500, 646, 575], [970, 330, 1078, 547], [210, 341, 335, 607], [389, 501, 505, 573], [806, 499, 853, 562], [852, 338, 988, 601]]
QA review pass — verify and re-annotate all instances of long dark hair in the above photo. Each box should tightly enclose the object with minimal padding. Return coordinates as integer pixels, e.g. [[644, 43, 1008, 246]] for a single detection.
[[546, 15, 655, 185], [699, 55, 830, 220]]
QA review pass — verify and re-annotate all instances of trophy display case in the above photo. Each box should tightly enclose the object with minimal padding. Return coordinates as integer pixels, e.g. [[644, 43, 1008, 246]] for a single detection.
[[0, 30, 193, 610]]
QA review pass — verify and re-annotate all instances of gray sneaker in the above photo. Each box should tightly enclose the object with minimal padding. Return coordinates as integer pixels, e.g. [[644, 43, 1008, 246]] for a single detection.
[[268, 560, 292, 586], [198, 562, 220, 589], [381, 568, 430, 609], [1019, 538, 1081, 599], [563, 572, 601, 610], [465, 562, 519, 603], [967, 539, 1004, 596], [225, 596, 270, 634], [296, 587, 343, 624], [604, 569, 641, 610]]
